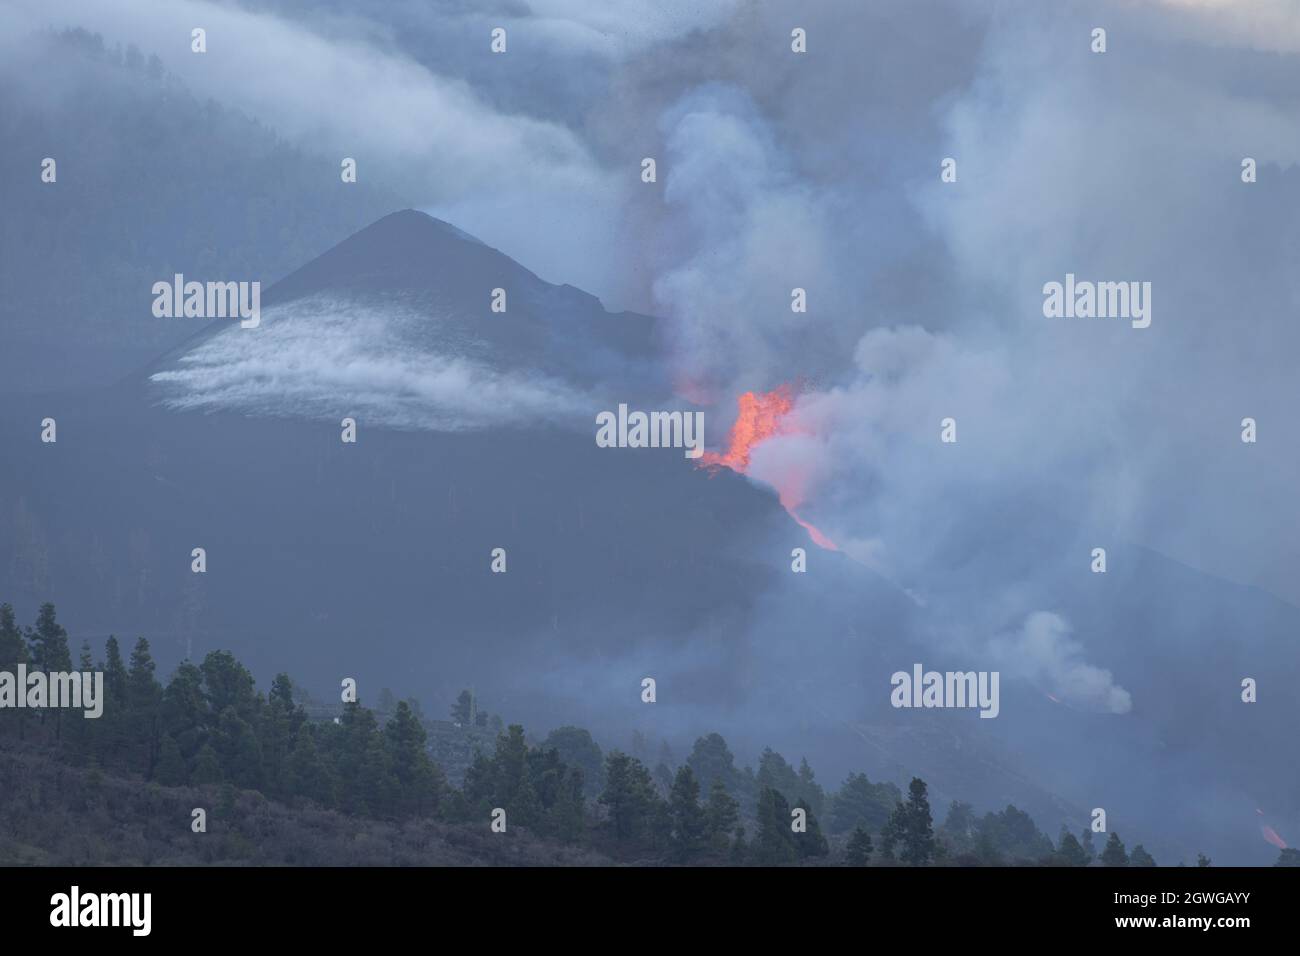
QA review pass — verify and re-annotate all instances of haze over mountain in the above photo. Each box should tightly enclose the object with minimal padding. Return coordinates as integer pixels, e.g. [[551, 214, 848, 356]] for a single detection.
[[1, 209, 1296, 865], [0, 27, 402, 393]]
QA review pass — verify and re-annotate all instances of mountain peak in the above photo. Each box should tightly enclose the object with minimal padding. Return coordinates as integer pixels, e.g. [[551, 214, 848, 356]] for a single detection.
[[361, 208, 486, 246], [135, 207, 667, 412], [264, 208, 537, 307]]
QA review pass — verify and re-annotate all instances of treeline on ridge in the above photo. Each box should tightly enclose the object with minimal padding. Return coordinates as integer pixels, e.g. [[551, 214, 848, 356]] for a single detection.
[[5, 601, 1273, 867]]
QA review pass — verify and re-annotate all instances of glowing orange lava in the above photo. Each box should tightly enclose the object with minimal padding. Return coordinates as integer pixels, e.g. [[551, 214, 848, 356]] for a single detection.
[[1262, 825, 1288, 850], [699, 385, 837, 550], [700, 386, 796, 472]]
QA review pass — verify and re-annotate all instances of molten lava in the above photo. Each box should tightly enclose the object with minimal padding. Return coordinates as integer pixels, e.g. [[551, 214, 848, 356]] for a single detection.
[[699, 385, 837, 550], [1262, 825, 1288, 850], [700, 386, 795, 472]]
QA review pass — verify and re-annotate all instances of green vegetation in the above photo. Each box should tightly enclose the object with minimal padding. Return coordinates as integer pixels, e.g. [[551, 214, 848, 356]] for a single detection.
[[0, 601, 1212, 866]]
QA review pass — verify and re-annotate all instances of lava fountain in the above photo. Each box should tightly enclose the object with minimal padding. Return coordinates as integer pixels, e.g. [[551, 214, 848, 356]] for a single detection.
[[699, 385, 837, 550], [1262, 825, 1288, 850]]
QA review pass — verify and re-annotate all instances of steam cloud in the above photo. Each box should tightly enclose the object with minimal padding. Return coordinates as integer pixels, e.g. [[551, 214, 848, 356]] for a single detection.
[[150, 297, 591, 431], [991, 612, 1132, 715]]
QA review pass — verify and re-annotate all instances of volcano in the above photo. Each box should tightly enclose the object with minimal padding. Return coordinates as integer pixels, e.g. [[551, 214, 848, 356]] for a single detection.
[[0, 210, 893, 740], [1, 210, 1297, 865]]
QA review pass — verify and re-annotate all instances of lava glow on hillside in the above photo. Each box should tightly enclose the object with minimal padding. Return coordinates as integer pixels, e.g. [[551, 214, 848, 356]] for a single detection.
[[1262, 825, 1288, 850], [699, 385, 838, 551]]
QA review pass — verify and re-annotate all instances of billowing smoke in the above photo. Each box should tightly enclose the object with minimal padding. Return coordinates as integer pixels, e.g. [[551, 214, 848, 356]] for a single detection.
[[595, 5, 1300, 857], [622, 0, 1300, 682], [651, 85, 843, 400], [990, 612, 1132, 715]]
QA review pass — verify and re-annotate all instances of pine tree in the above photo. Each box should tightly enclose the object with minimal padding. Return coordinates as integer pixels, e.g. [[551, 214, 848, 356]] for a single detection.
[[898, 777, 935, 865], [451, 689, 473, 724], [668, 765, 708, 860], [286, 724, 336, 807], [98, 636, 129, 761], [103, 637, 128, 706], [730, 825, 749, 863], [214, 705, 263, 790], [160, 660, 208, 764], [978, 804, 1054, 862], [461, 749, 497, 818], [845, 826, 874, 866], [0, 603, 25, 668], [685, 733, 740, 795], [649, 797, 674, 852], [529, 746, 571, 836], [63, 640, 97, 760], [542, 726, 605, 798], [358, 723, 397, 816], [1055, 829, 1089, 866], [1080, 828, 1096, 863], [600, 751, 658, 843], [704, 779, 740, 849], [336, 702, 396, 816], [1129, 844, 1157, 867], [261, 673, 301, 799], [1100, 832, 1129, 866], [829, 772, 899, 834], [126, 638, 162, 776], [27, 602, 71, 671], [548, 766, 586, 842], [191, 742, 223, 785], [269, 673, 294, 709], [793, 800, 830, 858], [754, 787, 798, 865], [756, 748, 801, 806], [879, 808, 901, 863], [492, 724, 540, 827], [796, 757, 827, 817], [27, 603, 71, 738], [939, 801, 978, 856], [0, 605, 27, 740], [384, 700, 442, 817], [199, 650, 258, 720], [973, 824, 1004, 865], [155, 733, 187, 786]]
